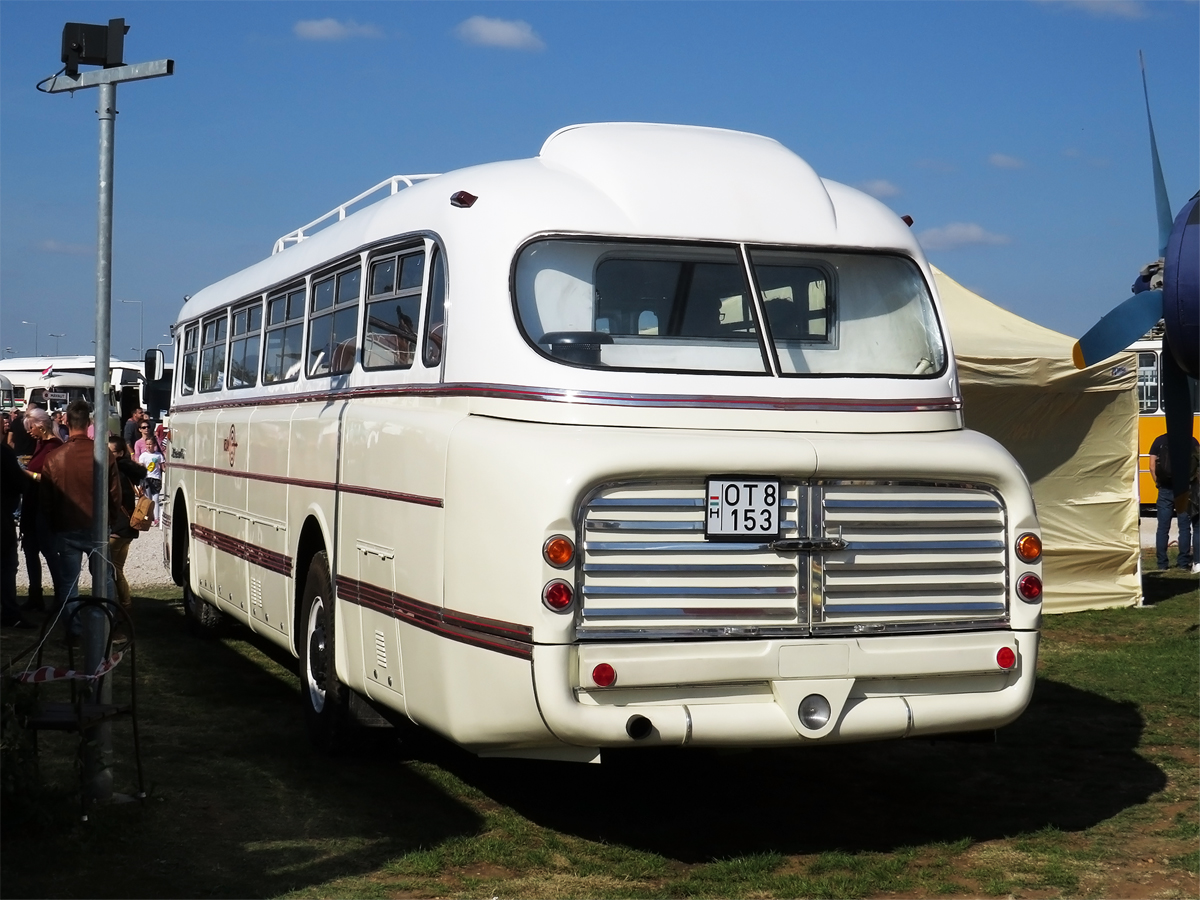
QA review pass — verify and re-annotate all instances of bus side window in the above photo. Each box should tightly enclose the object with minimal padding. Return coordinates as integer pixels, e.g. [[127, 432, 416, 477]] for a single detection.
[[263, 286, 306, 384], [181, 324, 199, 395], [422, 248, 446, 369], [229, 302, 263, 389], [198, 314, 227, 393], [1137, 352, 1158, 413], [364, 249, 425, 370], [308, 264, 361, 377]]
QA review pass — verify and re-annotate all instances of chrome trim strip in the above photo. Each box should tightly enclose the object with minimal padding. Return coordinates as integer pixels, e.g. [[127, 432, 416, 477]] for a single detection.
[[825, 602, 1006, 613], [682, 704, 693, 744], [582, 606, 799, 619], [171, 381, 963, 414], [842, 540, 1005, 551], [825, 499, 1000, 509], [584, 540, 772, 552], [589, 498, 705, 509], [587, 520, 705, 532], [583, 585, 797, 598], [582, 563, 798, 575]]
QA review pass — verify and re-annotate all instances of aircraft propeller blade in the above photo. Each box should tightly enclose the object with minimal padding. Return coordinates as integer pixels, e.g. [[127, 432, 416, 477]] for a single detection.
[[1140, 50, 1173, 257], [1071, 290, 1162, 369]]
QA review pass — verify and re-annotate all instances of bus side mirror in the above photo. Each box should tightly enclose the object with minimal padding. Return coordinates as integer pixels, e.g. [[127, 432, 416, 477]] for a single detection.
[[144, 348, 164, 382]]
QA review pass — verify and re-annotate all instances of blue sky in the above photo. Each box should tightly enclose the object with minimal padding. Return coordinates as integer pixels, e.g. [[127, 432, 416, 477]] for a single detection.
[[2, 0, 1197, 360]]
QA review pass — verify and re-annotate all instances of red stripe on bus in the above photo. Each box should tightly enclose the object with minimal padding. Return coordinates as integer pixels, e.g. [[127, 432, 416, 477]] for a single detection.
[[336, 574, 533, 660], [170, 463, 444, 508]]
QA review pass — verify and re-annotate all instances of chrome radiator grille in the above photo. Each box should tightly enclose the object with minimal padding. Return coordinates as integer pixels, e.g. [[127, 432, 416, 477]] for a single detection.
[[578, 485, 805, 638], [577, 481, 1008, 639], [816, 484, 1007, 632]]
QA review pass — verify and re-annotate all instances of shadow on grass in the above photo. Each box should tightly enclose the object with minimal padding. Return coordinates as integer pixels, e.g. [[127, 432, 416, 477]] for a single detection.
[[1, 582, 1175, 894], [2, 591, 483, 900], [1141, 569, 1200, 606], [420, 673, 1164, 861]]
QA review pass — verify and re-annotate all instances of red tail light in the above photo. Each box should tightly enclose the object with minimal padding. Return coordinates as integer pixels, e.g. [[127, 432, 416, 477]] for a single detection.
[[997, 647, 1017, 669], [1017, 573, 1042, 602], [542, 579, 573, 611], [592, 663, 616, 687]]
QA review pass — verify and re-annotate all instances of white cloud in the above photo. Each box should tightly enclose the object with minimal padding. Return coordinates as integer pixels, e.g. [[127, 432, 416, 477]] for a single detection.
[[988, 153, 1025, 169], [294, 19, 383, 41], [454, 16, 545, 51], [37, 239, 91, 255], [916, 223, 1011, 251], [856, 179, 901, 199], [1036, 0, 1149, 19]]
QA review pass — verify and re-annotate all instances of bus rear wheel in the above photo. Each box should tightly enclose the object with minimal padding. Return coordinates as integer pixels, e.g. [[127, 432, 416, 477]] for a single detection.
[[182, 540, 224, 637], [299, 551, 349, 752]]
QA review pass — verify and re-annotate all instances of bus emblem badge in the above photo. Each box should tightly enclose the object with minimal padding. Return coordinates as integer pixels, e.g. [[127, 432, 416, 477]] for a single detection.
[[223, 425, 238, 467]]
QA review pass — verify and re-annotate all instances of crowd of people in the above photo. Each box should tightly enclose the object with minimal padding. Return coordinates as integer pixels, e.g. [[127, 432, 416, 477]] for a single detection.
[[1, 401, 166, 636]]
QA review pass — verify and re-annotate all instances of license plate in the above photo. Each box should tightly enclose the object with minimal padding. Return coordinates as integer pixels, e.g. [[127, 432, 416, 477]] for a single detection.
[[705, 477, 781, 540]]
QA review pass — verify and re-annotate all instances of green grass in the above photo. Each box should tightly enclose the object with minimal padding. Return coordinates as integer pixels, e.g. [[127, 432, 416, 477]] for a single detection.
[[1, 558, 1196, 899]]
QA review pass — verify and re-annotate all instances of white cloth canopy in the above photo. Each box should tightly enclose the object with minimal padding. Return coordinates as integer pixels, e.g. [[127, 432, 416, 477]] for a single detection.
[[934, 267, 1141, 612]]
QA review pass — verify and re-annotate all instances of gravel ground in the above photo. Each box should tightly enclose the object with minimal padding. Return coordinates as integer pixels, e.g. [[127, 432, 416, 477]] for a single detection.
[[17, 527, 174, 592]]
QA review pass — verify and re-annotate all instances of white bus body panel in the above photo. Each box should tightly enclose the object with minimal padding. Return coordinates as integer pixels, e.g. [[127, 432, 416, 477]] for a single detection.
[[164, 123, 1040, 761]]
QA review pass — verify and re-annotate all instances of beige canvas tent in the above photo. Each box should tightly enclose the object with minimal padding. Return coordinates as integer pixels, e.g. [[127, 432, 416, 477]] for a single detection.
[[933, 267, 1141, 613]]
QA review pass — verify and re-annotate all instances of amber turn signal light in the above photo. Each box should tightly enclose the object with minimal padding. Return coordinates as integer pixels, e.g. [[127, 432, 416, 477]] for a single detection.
[[1015, 532, 1042, 563], [543, 534, 575, 568]]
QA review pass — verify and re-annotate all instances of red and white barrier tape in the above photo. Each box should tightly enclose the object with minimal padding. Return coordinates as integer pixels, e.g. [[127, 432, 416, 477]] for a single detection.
[[17, 650, 126, 684]]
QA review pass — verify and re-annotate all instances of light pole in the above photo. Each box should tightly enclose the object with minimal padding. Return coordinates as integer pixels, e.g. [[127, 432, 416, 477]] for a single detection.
[[41, 18, 172, 811], [49, 332, 65, 355], [21, 320, 37, 356], [120, 299, 143, 358]]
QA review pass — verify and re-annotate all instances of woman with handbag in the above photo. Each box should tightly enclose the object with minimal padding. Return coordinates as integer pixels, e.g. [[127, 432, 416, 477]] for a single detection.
[[107, 435, 147, 638]]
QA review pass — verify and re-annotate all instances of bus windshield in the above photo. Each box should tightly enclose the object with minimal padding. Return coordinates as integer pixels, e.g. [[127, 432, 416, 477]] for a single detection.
[[514, 240, 946, 377]]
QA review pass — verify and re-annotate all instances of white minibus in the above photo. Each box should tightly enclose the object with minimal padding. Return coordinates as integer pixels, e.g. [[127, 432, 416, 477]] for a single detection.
[[161, 123, 1043, 761]]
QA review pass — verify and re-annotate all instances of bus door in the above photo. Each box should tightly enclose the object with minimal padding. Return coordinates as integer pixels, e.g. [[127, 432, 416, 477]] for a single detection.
[[340, 243, 451, 706]]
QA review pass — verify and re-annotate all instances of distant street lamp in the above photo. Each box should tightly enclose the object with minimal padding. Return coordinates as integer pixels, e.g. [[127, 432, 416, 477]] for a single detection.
[[120, 299, 143, 358], [21, 320, 37, 356], [49, 332, 65, 355]]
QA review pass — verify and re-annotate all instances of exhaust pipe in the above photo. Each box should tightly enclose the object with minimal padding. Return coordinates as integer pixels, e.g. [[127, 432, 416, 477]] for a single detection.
[[625, 714, 653, 740]]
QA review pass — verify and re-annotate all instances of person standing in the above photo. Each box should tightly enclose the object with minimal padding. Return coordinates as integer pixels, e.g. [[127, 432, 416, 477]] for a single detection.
[[9, 408, 37, 458], [38, 400, 122, 625], [137, 429, 165, 526], [122, 406, 144, 449], [1148, 433, 1199, 571], [19, 407, 64, 611], [106, 434, 146, 638], [2, 420, 36, 628]]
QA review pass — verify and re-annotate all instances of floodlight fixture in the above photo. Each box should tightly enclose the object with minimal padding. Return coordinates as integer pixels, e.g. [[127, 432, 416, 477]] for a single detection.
[[61, 18, 129, 77]]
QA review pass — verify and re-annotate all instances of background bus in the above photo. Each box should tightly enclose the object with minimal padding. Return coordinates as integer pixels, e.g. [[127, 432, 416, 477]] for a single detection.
[[1131, 332, 1200, 508]]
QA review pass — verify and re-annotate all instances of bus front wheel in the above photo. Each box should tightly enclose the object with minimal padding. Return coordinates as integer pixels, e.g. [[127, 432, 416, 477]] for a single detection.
[[299, 551, 349, 752]]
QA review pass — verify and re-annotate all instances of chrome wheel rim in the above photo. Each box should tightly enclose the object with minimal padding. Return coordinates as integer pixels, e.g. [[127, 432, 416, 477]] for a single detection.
[[305, 596, 327, 713]]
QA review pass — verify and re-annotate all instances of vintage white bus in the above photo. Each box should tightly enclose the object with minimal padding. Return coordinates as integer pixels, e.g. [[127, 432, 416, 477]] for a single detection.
[[161, 123, 1043, 761]]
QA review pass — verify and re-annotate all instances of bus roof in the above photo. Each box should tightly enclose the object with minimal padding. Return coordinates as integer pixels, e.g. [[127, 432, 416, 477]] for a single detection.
[[177, 123, 924, 325]]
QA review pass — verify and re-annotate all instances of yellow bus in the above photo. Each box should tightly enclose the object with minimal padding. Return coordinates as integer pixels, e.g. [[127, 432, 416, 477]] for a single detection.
[[1132, 334, 1200, 507]]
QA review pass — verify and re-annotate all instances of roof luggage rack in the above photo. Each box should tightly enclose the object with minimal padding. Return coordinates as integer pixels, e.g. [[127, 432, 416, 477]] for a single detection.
[[273, 173, 441, 255]]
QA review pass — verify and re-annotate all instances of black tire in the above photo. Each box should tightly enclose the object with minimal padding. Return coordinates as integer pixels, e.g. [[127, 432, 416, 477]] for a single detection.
[[298, 551, 349, 753], [182, 538, 224, 637]]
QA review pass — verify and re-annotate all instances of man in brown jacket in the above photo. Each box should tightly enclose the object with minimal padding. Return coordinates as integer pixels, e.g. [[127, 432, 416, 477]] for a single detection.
[[37, 400, 121, 625]]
